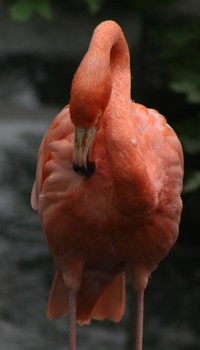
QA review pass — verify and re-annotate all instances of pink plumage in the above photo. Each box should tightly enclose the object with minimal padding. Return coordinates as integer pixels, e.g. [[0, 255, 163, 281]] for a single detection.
[[31, 20, 183, 350]]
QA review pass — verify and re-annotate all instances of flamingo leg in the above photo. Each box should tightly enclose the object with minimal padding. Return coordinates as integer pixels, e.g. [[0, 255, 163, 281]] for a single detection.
[[68, 289, 77, 350], [135, 290, 144, 350]]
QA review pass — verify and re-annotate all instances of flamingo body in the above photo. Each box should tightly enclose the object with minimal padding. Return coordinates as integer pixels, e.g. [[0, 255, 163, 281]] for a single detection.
[[31, 20, 183, 348]]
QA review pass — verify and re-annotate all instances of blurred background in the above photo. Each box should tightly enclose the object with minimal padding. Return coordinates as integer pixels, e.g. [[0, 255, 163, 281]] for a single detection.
[[0, 0, 200, 349]]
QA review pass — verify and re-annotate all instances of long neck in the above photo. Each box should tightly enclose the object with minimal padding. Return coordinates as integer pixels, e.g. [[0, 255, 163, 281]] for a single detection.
[[73, 21, 157, 213], [91, 22, 157, 213], [70, 21, 131, 127], [89, 21, 131, 97]]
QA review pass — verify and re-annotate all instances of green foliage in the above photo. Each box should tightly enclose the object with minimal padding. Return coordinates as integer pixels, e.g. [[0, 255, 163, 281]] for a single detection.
[[83, 0, 104, 14], [175, 115, 200, 155], [170, 72, 200, 104], [174, 114, 200, 193], [152, 15, 200, 193], [184, 171, 200, 193], [154, 17, 200, 104], [9, 0, 52, 21], [128, 0, 174, 11], [8, 0, 105, 19], [6, 0, 176, 19]]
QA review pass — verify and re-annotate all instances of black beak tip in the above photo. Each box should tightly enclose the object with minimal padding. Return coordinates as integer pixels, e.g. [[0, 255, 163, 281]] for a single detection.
[[73, 161, 96, 178]]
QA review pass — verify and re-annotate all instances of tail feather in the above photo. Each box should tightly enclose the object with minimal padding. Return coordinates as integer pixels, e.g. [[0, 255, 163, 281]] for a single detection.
[[46, 269, 125, 325], [31, 181, 37, 210], [91, 273, 125, 322], [47, 268, 68, 320]]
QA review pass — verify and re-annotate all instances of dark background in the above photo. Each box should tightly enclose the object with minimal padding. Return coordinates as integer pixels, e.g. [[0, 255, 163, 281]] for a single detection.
[[0, 0, 200, 349]]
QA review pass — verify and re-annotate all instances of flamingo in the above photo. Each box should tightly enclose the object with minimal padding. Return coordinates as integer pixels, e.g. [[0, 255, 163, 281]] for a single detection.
[[31, 20, 183, 350]]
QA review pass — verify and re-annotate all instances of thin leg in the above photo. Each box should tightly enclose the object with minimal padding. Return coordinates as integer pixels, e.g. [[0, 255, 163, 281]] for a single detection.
[[68, 289, 77, 350], [135, 290, 144, 350]]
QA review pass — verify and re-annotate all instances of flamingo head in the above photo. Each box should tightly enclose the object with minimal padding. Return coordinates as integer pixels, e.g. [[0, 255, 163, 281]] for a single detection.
[[69, 55, 112, 177]]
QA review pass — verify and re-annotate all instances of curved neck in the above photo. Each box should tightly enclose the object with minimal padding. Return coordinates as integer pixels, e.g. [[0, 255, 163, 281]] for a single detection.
[[73, 21, 131, 104], [70, 21, 131, 128], [88, 21, 131, 98]]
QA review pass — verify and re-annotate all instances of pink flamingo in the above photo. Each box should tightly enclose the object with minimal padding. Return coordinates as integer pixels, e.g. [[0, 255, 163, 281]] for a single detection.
[[31, 20, 183, 350]]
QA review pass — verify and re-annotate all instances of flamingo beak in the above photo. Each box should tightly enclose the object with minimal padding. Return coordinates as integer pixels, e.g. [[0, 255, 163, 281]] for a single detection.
[[73, 126, 96, 177]]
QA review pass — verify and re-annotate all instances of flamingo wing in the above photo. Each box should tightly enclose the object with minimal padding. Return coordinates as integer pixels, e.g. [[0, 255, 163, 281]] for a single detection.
[[31, 105, 74, 210], [131, 103, 183, 268], [31, 105, 126, 325]]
